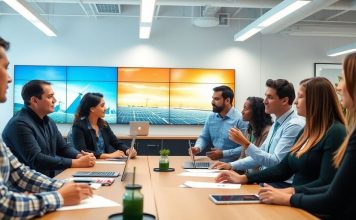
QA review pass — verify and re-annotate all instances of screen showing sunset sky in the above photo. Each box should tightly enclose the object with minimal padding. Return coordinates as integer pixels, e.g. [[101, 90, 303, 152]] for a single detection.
[[14, 66, 235, 124]]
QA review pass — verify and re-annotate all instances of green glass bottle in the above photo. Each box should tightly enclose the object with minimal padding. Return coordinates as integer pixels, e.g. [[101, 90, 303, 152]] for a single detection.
[[159, 155, 169, 170], [123, 184, 144, 220]]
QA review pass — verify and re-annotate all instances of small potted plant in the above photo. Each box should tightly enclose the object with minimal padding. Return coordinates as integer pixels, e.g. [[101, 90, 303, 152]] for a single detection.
[[159, 148, 170, 171]]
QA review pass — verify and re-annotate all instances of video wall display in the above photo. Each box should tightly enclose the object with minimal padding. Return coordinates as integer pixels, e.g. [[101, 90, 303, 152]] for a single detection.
[[14, 66, 235, 125]]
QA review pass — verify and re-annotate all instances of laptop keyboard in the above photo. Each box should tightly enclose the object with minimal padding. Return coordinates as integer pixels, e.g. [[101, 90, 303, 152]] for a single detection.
[[73, 171, 120, 177], [194, 162, 211, 168], [184, 161, 211, 168]]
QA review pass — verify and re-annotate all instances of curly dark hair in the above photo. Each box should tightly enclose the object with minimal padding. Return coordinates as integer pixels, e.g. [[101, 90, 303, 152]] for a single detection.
[[246, 97, 273, 137]]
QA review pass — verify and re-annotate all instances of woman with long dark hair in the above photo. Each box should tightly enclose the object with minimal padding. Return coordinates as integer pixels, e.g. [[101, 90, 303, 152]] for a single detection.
[[258, 53, 356, 219], [71, 92, 137, 159], [218, 97, 273, 172], [211, 97, 272, 171]]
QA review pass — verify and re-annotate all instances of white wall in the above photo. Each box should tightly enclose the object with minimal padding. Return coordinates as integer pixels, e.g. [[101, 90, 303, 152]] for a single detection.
[[0, 16, 352, 135]]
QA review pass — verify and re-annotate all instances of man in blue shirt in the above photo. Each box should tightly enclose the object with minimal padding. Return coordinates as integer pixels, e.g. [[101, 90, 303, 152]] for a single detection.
[[0, 36, 93, 219], [212, 79, 305, 178], [190, 85, 248, 162]]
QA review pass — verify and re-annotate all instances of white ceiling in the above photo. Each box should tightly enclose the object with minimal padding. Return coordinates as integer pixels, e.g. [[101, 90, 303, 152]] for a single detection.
[[1, 0, 356, 38]]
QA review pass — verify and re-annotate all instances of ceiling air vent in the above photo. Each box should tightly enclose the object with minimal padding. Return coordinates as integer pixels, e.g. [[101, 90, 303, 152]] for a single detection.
[[95, 4, 121, 14], [217, 13, 230, 27]]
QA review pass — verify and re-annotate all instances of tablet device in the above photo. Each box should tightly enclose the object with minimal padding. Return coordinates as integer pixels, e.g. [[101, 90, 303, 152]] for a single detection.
[[209, 194, 260, 204]]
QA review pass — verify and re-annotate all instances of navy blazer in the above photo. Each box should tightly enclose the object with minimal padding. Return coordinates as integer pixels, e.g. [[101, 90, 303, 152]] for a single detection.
[[71, 118, 128, 158], [2, 107, 79, 177]]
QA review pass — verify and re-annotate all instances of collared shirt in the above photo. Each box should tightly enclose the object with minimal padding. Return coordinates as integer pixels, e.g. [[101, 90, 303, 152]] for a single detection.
[[231, 108, 305, 170], [195, 107, 248, 162], [0, 141, 64, 219], [87, 121, 105, 155]]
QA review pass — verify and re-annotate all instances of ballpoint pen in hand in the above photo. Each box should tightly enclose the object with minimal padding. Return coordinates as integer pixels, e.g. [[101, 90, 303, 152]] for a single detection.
[[188, 140, 195, 167]]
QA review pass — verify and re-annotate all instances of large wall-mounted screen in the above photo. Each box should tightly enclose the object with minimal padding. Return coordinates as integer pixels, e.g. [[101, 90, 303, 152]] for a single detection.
[[14, 65, 235, 125]]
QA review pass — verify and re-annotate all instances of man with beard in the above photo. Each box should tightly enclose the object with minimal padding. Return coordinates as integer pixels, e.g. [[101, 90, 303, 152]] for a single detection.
[[190, 85, 248, 162]]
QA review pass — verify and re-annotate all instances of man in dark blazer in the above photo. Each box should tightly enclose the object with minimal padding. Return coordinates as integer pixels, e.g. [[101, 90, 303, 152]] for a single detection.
[[2, 80, 96, 177]]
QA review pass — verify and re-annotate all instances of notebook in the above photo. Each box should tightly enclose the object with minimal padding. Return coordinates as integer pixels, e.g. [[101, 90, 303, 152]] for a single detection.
[[129, 121, 149, 136], [121, 137, 136, 181], [183, 140, 213, 169]]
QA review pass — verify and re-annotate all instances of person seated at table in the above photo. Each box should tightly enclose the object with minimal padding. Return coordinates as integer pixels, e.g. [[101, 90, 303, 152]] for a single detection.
[[257, 52, 356, 219], [211, 79, 305, 186], [0, 36, 92, 219], [190, 85, 248, 162], [71, 92, 137, 159], [216, 77, 346, 192], [2, 79, 96, 177], [231, 96, 273, 173]]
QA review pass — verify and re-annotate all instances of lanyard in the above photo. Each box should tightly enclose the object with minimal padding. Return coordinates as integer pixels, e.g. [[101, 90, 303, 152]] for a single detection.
[[266, 110, 294, 153]]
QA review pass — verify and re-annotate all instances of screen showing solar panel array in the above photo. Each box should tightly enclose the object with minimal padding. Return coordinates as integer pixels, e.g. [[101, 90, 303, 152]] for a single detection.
[[14, 66, 235, 125]]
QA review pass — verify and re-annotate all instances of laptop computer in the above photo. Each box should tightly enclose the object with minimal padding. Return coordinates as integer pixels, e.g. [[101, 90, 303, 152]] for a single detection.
[[73, 138, 136, 178], [129, 121, 149, 136], [121, 137, 136, 181], [182, 140, 213, 169]]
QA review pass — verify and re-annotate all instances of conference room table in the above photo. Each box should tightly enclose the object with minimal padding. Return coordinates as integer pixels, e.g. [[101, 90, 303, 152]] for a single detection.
[[39, 156, 318, 220]]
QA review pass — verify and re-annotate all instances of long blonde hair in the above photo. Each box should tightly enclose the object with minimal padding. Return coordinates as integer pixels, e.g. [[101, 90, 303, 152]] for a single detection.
[[334, 53, 356, 167], [291, 77, 345, 157]]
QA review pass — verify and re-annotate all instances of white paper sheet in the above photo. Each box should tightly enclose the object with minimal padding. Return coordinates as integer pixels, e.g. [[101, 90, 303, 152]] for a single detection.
[[183, 181, 241, 189], [89, 183, 102, 190], [95, 160, 126, 165], [184, 169, 221, 173], [57, 195, 120, 211], [179, 172, 220, 178]]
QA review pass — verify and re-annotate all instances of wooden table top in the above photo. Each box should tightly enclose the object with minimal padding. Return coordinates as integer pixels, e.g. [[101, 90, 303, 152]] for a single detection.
[[38, 156, 318, 220]]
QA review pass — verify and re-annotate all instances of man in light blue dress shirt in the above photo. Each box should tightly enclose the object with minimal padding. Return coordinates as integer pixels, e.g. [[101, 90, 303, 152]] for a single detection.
[[212, 79, 305, 176], [190, 85, 248, 162]]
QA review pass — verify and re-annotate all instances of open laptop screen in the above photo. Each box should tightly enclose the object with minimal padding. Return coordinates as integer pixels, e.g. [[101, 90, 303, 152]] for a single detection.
[[129, 121, 149, 136], [121, 137, 136, 181], [183, 140, 212, 169]]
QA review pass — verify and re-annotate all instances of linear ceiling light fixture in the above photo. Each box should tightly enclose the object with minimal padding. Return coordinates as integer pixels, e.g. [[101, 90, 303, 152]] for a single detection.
[[3, 0, 56, 37], [139, 0, 156, 39], [139, 24, 151, 39], [327, 43, 356, 57], [140, 0, 156, 23], [234, 0, 310, 41]]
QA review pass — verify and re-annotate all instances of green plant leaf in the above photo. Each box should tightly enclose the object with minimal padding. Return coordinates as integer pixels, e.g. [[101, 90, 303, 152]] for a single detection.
[[159, 148, 170, 156]]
